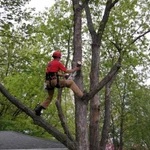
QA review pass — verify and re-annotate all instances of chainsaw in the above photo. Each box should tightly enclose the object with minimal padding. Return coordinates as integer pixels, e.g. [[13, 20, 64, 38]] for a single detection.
[[65, 61, 82, 80]]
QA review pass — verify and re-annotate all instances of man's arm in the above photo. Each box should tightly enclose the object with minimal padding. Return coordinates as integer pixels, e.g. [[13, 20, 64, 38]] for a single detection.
[[65, 67, 81, 73]]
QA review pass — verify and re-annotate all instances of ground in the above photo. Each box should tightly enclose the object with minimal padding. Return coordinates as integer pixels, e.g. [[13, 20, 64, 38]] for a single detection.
[[0, 131, 68, 149]]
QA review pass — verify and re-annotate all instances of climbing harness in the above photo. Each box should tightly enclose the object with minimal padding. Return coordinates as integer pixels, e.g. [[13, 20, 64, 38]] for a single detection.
[[45, 72, 60, 90]]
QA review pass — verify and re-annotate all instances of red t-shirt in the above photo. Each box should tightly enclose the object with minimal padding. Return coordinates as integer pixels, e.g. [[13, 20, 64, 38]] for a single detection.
[[46, 59, 67, 73]]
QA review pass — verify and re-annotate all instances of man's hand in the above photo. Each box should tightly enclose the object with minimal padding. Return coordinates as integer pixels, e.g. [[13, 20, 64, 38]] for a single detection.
[[65, 61, 82, 73], [74, 66, 81, 71], [74, 61, 82, 71]]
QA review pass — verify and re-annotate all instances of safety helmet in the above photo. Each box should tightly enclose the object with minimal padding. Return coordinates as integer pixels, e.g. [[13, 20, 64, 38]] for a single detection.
[[52, 51, 62, 58]]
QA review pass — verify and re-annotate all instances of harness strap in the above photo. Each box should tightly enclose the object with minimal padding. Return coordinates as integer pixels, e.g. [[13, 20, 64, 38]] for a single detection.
[[55, 74, 60, 88], [46, 72, 60, 89]]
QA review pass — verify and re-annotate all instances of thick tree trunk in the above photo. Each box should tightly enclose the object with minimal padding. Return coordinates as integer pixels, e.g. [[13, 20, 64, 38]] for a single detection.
[[89, 44, 100, 150], [72, 1, 89, 150]]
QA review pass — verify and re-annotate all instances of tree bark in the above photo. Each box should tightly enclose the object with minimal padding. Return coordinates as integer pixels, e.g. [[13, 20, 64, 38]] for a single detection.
[[72, 1, 89, 150], [100, 72, 118, 150], [89, 44, 100, 150]]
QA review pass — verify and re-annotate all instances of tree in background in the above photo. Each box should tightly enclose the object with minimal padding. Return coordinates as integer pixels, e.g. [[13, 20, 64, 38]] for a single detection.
[[0, 0, 150, 150]]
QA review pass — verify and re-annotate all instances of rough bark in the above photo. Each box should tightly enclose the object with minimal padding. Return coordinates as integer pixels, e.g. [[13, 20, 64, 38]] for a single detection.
[[72, 1, 89, 150], [100, 72, 118, 150], [89, 44, 100, 150]]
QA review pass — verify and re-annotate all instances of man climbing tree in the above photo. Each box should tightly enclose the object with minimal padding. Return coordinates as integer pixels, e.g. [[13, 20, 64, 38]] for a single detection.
[[0, 0, 150, 150], [35, 51, 84, 116]]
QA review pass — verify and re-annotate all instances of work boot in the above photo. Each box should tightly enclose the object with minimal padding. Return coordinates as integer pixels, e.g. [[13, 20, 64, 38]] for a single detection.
[[34, 105, 45, 116]]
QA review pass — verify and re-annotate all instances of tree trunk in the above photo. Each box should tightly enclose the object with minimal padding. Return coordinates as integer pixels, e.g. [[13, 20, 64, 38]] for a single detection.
[[100, 84, 111, 150], [119, 84, 126, 150], [72, 1, 89, 150], [100, 73, 118, 150], [89, 44, 100, 150]]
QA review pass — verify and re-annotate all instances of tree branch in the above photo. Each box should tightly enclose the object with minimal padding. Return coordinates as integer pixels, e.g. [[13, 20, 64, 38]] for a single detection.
[[82, 55, 122, 101], [55, 89, 75, 142], [97, 0, 119, 40], [130, 29, 150, 45], [83, 1, 97, 39], [0, 83, 76, 150], [111, 0, 119, 9], [84, 0, 119, 44]]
